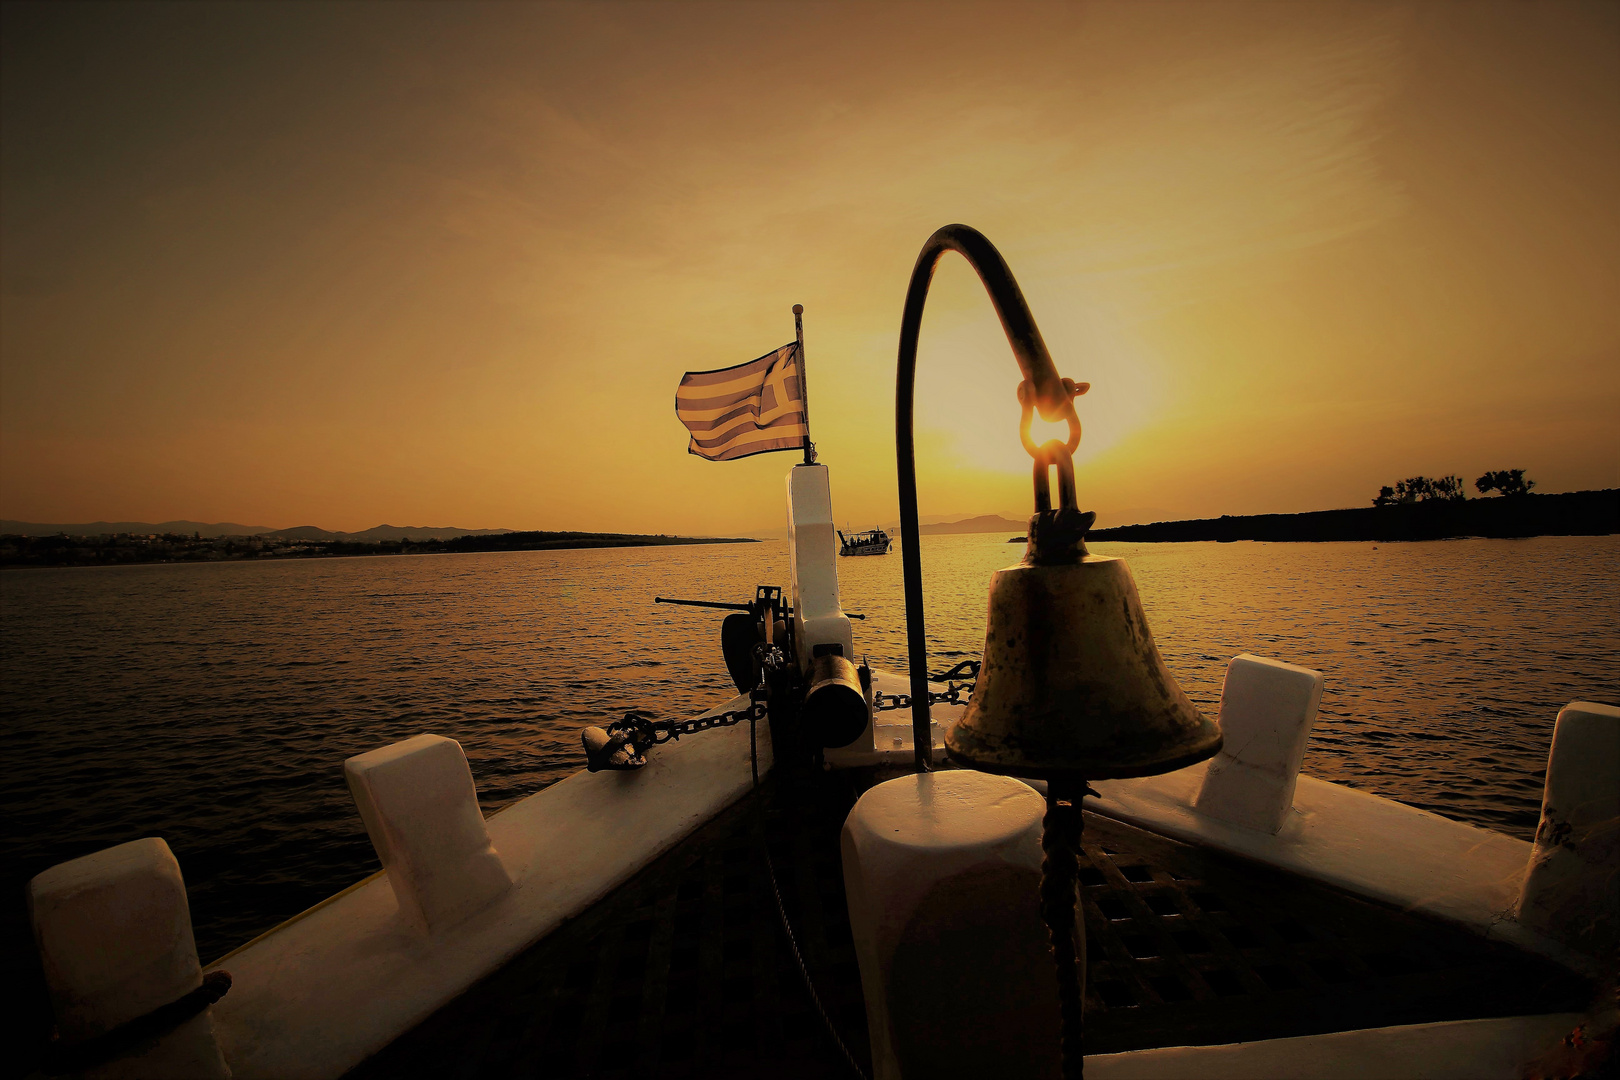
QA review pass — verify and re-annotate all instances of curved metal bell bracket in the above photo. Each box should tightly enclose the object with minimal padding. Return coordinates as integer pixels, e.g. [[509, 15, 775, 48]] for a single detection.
[[894, 224, 1096, 770], [893, 223, 1221, 776], [891, 224, 1223, 1080]]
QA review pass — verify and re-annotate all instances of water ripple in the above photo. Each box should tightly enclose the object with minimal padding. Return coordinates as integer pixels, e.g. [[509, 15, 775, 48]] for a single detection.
[[1, 535, 1616, 992]]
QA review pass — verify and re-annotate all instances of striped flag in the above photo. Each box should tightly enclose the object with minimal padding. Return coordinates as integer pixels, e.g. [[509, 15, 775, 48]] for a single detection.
[[675, 342, 808, 461]]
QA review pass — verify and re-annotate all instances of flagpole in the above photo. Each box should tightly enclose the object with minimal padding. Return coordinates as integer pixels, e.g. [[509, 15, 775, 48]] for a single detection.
[[794, 303, 816, 464]]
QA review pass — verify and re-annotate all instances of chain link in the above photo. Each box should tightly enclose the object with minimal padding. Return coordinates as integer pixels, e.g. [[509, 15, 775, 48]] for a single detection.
[[871, 660, 980, 713], [583, 643, 789, 771], [584, 697, 769, 771], [587, 654, 977, 769], [872, 685, 969, 712], [610, 697, 767, 750]]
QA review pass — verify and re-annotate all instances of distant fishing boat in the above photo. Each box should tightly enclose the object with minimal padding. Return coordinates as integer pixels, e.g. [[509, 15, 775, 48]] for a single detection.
[[838, 527, 892, 556]]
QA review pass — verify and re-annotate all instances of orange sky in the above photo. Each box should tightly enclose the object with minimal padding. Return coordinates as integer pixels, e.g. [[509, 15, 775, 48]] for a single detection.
[[2, 1, 1616, 535]]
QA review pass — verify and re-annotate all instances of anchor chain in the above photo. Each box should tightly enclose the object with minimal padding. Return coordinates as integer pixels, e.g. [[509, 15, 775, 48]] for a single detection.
[[872, 659, 980, 713], [583, 696, 768, 772], [583, 645, 786, 772], [585, 655, 977, 769], [872, 686, 970, 712]]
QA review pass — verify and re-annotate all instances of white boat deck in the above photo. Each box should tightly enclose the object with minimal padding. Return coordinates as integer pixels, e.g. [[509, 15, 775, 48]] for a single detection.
[[38, 669, 1608, 1080], [208, 693, 768, 1080]]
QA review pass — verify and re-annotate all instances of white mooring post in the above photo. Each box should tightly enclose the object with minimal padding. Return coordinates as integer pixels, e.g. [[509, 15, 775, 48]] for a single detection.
[[29, 837, 232, 1079], [1194, 653, 1325, 834], [345, 734, 512, 935], [1516, 701, 1620, 959], [786, 463, 855, 676], [842, 771, 1057, 1080]]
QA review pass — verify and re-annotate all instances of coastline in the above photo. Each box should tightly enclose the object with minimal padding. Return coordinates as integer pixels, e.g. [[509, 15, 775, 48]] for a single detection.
[[0, 530, 760, 569], [1088, 489, 1618, 544]]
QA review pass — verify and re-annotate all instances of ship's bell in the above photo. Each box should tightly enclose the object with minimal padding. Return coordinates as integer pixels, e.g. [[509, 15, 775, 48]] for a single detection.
[[946, 505, 1222, 781]]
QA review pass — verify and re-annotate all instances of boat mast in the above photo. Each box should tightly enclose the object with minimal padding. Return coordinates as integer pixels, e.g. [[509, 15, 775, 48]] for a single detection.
[[794, 303, 816, 464]]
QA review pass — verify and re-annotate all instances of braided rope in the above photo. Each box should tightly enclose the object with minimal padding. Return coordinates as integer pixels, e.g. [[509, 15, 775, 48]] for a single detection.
[[1040, 782, 1085, 1080], [44, 970, 231, 1075]]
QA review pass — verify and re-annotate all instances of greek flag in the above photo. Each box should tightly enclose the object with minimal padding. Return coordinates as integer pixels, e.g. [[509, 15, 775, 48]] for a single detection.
[[675, 342, 807, 461]]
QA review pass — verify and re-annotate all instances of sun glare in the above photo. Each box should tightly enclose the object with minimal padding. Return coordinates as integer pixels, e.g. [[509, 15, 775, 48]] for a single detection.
[[1028, 413, 1078, 454]]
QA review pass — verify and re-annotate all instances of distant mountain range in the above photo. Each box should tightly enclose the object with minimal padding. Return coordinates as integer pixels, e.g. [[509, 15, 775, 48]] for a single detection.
[[0, 511, 1045, 541], [0, 519, 513, 541], [913, 514, 1027, 535], [273, 525, 515, 542], [777, 514, 1031, 538]]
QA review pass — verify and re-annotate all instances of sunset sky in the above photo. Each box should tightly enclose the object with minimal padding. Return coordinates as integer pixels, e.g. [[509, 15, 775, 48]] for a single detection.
[[2, 1, 1616, 536]]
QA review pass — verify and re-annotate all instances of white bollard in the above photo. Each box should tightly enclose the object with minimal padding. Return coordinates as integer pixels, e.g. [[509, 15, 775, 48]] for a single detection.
[[1516, 701, 1620, 959], [345, 734, 511, 935], [28, 837, 231, 1079], [842, 770, 1058, 1080], [1194, 654, 1324, 834], [787, 463, 854, 676]]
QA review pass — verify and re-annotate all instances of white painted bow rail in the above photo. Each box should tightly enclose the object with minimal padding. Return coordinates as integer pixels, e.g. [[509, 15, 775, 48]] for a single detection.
[[27, 652, 1617, 1079]]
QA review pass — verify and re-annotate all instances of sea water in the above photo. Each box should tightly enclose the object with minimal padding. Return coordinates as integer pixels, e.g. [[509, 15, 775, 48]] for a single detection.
[[2, 535, 1616, 1007]]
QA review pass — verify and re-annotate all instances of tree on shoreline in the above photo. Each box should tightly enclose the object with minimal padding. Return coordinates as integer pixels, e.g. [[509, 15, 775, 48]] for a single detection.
[[1372, 475, 1467, 506], [1475, 469, 1536, 497]]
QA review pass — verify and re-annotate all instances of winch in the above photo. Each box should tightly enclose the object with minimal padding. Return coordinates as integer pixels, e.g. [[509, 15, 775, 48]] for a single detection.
[[579, 587, 870, 772], [583, 458, 878, 772]]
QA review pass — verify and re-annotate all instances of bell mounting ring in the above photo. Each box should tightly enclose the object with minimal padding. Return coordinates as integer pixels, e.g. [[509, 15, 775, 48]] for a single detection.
[[1017, 377, 1088, 460], [1018, 378, 1095, 566]]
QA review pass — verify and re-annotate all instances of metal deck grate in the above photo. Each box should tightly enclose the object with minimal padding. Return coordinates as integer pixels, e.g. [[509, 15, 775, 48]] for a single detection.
[[350, 771, 1591, 1078], [1073, 817, 1590, 1054], [351, 774, 872, 1080]]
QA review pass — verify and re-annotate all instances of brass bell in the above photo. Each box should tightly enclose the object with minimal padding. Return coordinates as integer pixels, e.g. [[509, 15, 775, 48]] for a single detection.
[[946, 429, 1221, 781], [895, 224, 1220, 1080]]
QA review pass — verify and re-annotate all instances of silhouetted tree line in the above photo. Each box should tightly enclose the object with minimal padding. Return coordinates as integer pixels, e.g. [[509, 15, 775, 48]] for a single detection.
[[1373, 469, 1535, 507], [1474, 469, 1535, 497], [1092, 486, 1616, 543]]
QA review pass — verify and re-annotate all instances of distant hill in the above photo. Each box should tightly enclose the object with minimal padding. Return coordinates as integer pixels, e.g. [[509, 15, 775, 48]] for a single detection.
[[0, 528, 760, 568], [915, 514, 1027, 535], [0, 519, 512, 541], [0, 519, 280, 538], [267, 525, 513, 542]]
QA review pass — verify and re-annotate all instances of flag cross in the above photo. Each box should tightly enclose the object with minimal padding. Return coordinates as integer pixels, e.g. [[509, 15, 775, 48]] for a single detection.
[[674, 307, 815, 463]]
